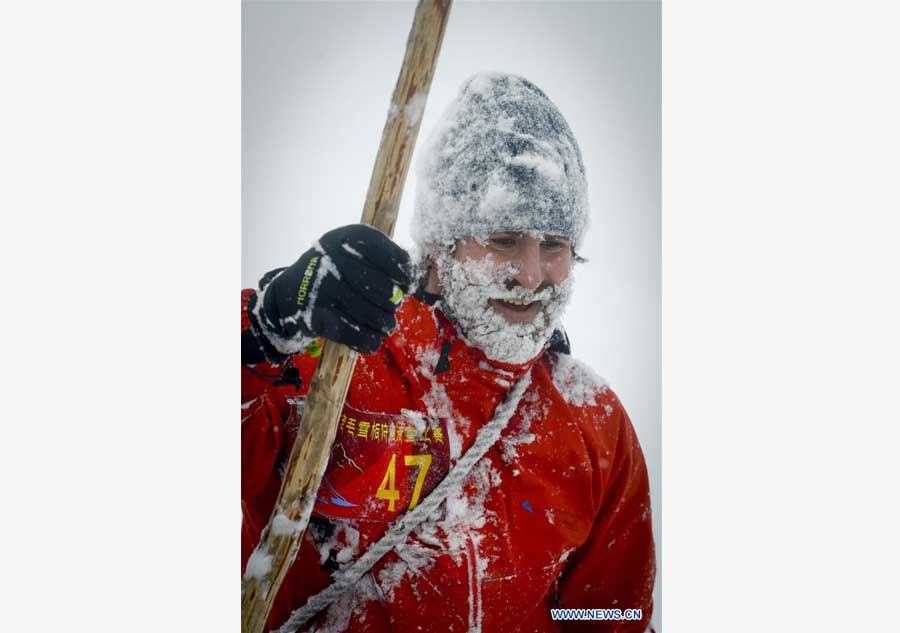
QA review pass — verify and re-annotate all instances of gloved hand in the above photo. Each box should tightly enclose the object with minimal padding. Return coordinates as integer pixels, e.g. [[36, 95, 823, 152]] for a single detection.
[[252, 224, 412, 355]]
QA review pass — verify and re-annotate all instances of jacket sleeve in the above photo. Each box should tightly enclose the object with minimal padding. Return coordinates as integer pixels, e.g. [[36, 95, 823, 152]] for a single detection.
[[241, 289, 303, 564], [242, 289, 337, 629], [556, 393, 656, 632]]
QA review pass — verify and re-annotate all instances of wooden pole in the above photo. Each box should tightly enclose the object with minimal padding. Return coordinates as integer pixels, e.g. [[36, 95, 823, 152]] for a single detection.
[[241, 3, 453, 632]]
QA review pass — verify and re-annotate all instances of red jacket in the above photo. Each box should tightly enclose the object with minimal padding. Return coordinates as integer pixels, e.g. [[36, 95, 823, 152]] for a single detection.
[[242, 290, 655, 632]]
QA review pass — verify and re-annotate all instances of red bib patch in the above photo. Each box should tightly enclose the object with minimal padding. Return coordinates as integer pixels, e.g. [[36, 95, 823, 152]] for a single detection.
[[312, 402, 451, 522]]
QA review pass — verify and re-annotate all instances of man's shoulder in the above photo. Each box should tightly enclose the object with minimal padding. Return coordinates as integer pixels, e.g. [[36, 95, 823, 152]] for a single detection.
[[532, 353, 636, 481], [541, 351, 613, 410]]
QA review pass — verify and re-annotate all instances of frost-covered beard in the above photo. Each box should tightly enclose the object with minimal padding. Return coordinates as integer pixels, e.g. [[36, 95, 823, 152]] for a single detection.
[[433, 249, 573, 365]]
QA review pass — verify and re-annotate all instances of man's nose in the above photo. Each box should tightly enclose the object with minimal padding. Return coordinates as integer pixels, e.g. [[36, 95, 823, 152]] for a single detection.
[[510, 241, 543, 291]]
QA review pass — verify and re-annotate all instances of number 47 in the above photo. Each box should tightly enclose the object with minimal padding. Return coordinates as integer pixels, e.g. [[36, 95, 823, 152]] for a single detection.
[[376, 454, 432, 512]]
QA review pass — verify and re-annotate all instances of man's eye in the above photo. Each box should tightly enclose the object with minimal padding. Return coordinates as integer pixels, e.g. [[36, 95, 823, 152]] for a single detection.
[[489, 238, 516, 250], [541, 240, 567, 253]]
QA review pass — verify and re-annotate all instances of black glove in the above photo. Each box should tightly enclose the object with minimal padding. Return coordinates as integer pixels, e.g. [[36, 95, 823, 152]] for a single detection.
[[253, 224, 412, 354]]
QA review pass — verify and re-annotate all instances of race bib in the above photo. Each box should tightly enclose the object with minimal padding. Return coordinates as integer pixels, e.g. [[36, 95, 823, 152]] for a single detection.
[[311, 402, 451, 522]]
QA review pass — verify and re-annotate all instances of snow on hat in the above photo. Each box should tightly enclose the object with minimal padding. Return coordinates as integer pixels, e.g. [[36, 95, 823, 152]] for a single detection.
[[412, 72, 589, 249]]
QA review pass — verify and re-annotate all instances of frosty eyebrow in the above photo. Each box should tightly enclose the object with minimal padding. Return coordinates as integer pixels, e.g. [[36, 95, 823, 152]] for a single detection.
[[487, 232, 570, 242]]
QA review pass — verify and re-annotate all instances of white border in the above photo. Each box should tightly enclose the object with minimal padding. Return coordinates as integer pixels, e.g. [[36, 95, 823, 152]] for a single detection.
[[3, 2, 899, 631]]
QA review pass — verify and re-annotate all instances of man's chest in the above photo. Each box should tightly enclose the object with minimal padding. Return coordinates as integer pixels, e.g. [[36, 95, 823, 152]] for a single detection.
[[295, 389, 597, 631]]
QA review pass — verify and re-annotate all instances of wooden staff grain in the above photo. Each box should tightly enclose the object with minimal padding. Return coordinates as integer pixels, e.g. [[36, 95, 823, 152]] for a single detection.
[[241, 2, 452, 632]]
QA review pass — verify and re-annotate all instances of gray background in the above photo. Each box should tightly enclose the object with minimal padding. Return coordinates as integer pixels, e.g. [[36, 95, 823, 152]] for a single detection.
[[243, 0, 660, 624]]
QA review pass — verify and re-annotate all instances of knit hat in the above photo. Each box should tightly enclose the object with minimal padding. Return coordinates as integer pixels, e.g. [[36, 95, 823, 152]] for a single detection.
[[412, 72, 589, 249]]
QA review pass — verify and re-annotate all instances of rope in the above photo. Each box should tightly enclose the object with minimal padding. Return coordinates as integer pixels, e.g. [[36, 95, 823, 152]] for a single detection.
[[274, 369, 533, 633]]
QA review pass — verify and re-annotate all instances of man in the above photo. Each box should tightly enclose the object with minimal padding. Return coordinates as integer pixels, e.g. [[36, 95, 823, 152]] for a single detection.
[[242, 73, 655, 632]]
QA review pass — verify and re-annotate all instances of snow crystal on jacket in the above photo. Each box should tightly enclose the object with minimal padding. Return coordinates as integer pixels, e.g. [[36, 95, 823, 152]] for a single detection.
[[551, 353, 608, 407]]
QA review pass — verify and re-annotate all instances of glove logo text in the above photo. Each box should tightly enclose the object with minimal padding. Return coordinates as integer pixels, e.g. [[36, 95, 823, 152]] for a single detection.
[[296, 255, 319, 308]]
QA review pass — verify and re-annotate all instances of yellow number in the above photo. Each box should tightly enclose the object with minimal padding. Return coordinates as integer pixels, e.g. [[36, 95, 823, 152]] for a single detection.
[[376, 453, 433, 511], [404, 454, 432, 510], [376, 454, 400, 511]]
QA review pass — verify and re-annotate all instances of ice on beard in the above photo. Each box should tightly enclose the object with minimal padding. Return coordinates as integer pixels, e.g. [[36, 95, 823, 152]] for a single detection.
[[434, 249, 572, 365]]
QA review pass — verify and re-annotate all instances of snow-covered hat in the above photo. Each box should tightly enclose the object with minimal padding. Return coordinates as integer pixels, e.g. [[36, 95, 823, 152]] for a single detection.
[[412, 72, 589, 249]]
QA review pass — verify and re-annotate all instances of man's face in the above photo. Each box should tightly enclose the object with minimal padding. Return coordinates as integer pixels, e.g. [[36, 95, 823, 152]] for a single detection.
[[452, 232, 573, 324], [429, 231, 575, 364]]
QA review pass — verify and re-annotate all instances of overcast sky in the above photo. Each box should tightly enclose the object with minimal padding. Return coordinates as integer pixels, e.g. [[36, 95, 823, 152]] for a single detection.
[[243, 0, 661, 621]]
